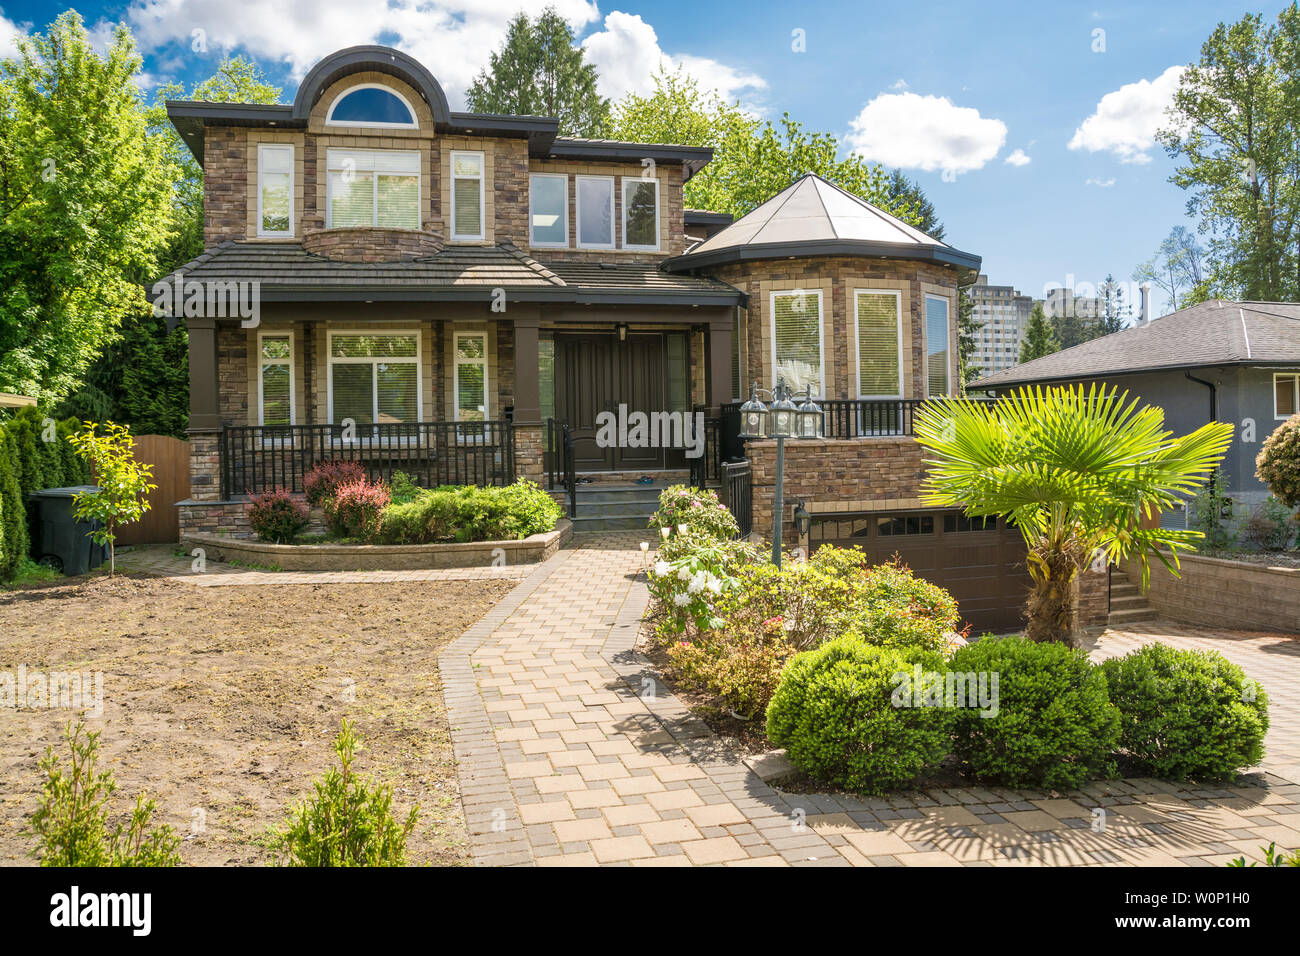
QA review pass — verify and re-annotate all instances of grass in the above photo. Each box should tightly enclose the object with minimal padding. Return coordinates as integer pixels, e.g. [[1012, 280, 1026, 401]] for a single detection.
[[1, 557, 63, 590]]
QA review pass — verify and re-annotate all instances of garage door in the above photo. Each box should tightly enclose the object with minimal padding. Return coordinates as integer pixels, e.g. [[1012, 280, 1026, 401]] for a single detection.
[[809, 510, 1030, 634]]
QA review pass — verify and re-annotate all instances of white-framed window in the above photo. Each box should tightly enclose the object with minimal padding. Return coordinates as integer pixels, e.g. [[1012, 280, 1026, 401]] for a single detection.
[[854, 289, 903, 398], [450, 150, 485, 241], [327, 331, 421, 425], [770, 290, 824, 396], [529, 173, 568, 247], [325, 84, 418, 129], [1276, 372, 1300, 419], [925, 293, 951, 396], [326, 149, 420, 229], [622, 177, 659, 250], [257, 144, 293, 238], [454, 332, 489, 424], [258, 333, 293, 426], [576, 175, 614, 249]]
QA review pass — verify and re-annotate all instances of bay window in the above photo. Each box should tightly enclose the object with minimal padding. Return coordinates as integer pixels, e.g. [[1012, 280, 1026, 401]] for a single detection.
[[854, 290, 903, 397], [326, 149, 420, 230], [771, 290, 823, 395], [328, 332, 420, 425], [925, 294, 951, 396]]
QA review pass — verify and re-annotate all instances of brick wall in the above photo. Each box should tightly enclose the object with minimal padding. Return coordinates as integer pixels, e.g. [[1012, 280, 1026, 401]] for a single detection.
[[513, 424, 544, 482], [303, 225, 444, 262], [217, 326, 248, 425], [1121, 553, 1300, 634], [1073, 566, 1110, 629], [204, 127, 248, 246]]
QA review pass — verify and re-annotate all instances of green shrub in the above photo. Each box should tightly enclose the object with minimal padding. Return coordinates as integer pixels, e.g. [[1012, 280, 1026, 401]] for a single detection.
[[949, 637, 1119, 789], [649, 485, 738, 540], [1229, 843, 1300, 867], [0, 430, 30, 580], [30, 721, 182, 867], [1100, 644, 1269, 781], [271, 720, 418, 867], [303, 459, 366, 507], [766, 638, 952, 794], [1242, 496, 1296, 551], [388, 470, 422, 505], [665, 614, 789, 720], [57, 418, 90, 485], [247, 488, 310, 543], [377, 479, 560, 544], [1257, 413, 1300, 512], [647, 530, 758, 636]]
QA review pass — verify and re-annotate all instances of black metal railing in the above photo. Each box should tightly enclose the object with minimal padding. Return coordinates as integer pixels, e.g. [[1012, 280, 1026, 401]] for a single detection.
[[219, 421, 514, 497], [723, 459, 752, 537], [721, 397, 999, 441], [689, 412, 723, 488], [544, 418, 577, 516]]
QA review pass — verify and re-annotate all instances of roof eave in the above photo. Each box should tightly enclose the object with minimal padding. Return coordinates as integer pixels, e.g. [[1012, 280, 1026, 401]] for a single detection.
[[971, 357, 1300, 390], [661, 239, 982, 275]]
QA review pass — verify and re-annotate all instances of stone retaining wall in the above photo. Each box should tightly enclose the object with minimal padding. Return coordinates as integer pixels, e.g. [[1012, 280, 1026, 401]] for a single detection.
[[1121, 553, 1300, 634]]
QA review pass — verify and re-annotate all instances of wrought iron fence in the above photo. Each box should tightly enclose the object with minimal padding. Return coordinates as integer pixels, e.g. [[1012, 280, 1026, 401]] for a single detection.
[[722, 459, 752, 537]]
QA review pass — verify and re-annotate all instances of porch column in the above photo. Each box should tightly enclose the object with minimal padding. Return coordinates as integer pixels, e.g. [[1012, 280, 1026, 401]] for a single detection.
[[185, 316, 223, 503], [706, 314, 734, 415], [511, 311, 544, 482]]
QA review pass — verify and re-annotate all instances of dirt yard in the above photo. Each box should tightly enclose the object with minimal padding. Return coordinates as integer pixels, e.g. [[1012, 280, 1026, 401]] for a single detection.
[[0, 573, 513, 866]]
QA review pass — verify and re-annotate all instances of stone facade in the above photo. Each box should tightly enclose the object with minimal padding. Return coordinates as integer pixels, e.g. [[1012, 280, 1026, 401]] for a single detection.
[[1121, 553, 1300, 634], [513, 424, 544, 483], [1072, 565, 1111, 630], [302, 225, 444, 262], [177, 499, 252, 538]]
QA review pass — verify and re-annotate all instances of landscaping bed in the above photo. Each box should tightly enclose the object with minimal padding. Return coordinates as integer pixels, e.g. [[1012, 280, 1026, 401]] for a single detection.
[[0, 572, 514, 865]]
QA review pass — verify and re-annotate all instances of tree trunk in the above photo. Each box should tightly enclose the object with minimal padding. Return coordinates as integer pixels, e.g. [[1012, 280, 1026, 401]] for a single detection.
[[1025, 551, 1077, 646]]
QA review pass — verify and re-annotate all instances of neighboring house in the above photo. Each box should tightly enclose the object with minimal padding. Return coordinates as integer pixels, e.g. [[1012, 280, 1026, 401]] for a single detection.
[[161, 44, 1059, 631], [973, 299, 1300, 528]]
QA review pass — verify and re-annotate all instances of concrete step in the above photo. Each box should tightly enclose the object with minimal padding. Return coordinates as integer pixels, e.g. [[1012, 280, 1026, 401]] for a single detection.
[[1109, 594, 1151, 610], [573, 486, 664, 505], [570, 514, 655, 533], [1110, 582, 1141, 597], [1108, 606, 1159, 625], [570, 499, 660, 518]]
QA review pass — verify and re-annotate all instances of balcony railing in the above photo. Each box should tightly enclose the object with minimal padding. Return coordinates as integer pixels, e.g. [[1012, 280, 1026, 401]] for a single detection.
[[720, 397, 999, 441], [219, 421, 515, 497]]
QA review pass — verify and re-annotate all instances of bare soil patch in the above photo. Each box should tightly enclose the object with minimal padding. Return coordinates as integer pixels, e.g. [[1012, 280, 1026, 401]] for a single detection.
[[0, 573, 513, 866]]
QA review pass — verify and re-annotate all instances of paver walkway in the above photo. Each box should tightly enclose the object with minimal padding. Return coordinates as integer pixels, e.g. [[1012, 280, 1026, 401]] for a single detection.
[[441, 533, 1300, 867]]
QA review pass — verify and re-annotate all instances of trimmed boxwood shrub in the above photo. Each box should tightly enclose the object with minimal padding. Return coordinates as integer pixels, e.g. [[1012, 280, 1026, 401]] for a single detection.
[[1257, 412, 1300, 512], [247, 488, 310, 543], [1100, 644, 1269, 781], [377, 479, 560, 544], [766, 638, 952, 794], [303, 460, 366, 507], [949, 637, 1119, 789]]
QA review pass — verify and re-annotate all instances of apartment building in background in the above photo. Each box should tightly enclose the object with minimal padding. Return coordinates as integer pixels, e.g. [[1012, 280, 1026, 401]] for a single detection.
[[969, 274, 1033, 376]]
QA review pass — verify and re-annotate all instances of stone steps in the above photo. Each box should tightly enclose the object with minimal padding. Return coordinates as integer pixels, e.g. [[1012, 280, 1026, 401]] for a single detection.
[[1108, 580, 1158, 626]]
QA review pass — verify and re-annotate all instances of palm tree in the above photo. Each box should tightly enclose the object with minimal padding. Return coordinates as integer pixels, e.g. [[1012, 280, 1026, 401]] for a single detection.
[[914, 385, 1233, 645]]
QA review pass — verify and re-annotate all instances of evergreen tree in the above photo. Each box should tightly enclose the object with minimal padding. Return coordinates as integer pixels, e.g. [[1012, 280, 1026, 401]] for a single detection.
[[1097, 274, 1130, 335], [1019, 304, 1061, 363], [466, 8, 609, 136], [885, 169, 945, 240]]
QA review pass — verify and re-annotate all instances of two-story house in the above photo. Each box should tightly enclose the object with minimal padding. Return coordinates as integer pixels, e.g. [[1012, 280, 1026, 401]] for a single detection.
[[161, 45, 1068, 632]]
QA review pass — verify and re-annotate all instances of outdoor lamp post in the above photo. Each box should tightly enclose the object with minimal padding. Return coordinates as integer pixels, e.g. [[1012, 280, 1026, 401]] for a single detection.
[[738, 379, 824, 567]]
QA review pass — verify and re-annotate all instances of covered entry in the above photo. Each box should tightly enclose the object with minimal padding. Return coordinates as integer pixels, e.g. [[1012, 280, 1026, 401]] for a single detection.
[[551, 330, 691, 471], [809, 509, 1031, 633]]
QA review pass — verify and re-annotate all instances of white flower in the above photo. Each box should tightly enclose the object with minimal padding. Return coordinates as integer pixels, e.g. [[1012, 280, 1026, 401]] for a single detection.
[[677, 566, 693, 583], [672, 592, 691, 607], [640, 541, 649, 552], [705, 574, 722, 594], [653, 561, 671, 576], [687, 570, 708, 594], [660, 527, 671, 539], [677, 524, 688, 535]]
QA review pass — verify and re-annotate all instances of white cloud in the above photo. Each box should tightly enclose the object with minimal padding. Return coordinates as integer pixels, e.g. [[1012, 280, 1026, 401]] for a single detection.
[[1068, 65, 1183, 164], [1004, 148, 1031, 166], [580, 11, 765, 107], [124, 0, 603, 105], [889, 78, 908, 90], [845, 91, 1007, 175], [1085, 177, 1116, 187], [0, 10, 28, 59]]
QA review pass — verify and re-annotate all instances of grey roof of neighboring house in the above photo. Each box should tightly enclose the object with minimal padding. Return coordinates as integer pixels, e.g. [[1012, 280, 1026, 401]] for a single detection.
[[150, 241, 744, 306], [662, 173, 981, 275], [973, 300, 1300, 389]]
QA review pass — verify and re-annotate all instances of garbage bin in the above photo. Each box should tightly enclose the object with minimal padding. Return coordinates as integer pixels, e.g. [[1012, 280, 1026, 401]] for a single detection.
[[27, 486, 107, 575]]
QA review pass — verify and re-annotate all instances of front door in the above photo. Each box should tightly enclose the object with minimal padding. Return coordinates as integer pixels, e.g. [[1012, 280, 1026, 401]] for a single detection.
[[554, 331, 685, 471]]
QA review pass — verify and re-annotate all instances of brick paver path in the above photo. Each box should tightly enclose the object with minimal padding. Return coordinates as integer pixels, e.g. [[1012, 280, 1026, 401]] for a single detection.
[[114, 543, 529, 586], [442, 533, 1300, 867]]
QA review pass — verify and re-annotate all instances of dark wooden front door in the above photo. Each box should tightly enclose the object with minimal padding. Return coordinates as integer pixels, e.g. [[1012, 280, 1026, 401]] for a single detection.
[[555, 332, 683, 471]]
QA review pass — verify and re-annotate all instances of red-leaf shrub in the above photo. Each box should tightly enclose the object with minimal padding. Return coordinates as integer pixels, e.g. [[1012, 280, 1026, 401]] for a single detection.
[[304, 460, 366, 507], [247, 488, 310, 543], [325, 478, 390, 539]]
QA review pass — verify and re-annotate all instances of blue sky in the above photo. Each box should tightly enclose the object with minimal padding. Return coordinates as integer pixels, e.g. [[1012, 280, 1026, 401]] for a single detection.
[[2, 1, 1291, 315]]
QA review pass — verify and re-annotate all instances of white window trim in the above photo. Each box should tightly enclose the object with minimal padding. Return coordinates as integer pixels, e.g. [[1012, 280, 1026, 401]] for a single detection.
[[575, 175, 615, 250], [621, 177, 660, 251], [769, 289, 825, 398], [453, 331, 491, 425], [852, 288, 904, 399], [924, 293, 952, 397], [256, 144, 294, 239], [257, 331, 295, 426], [324, 149, 422, 229], [324, 83, 419, 129], [325, 329, 423, 426], [1276, 372, 1300, 420], [450, 150, 486, 242], [529, 172, 569, 248]]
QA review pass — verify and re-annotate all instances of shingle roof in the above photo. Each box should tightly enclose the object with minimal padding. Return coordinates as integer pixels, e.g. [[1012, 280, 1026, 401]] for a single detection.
[[973, 300, 1300, 389], [152, 241, 742, 306], [662, 173, 981, 274]]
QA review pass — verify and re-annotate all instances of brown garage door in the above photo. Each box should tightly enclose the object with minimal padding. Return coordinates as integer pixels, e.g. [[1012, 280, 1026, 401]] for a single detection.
[[809, 510, 1030, 634]]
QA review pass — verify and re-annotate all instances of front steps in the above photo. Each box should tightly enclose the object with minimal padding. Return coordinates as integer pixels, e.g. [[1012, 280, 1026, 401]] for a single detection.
[[1108, 578, 1158, 626], [567, 481, 666, 533]]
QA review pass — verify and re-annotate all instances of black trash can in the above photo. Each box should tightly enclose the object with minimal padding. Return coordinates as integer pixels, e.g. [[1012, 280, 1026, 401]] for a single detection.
[[27, 486, 107, 575]]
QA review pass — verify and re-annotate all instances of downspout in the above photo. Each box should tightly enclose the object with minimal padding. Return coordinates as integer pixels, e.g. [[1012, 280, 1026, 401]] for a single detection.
[[1184, 370, 1217, 422]]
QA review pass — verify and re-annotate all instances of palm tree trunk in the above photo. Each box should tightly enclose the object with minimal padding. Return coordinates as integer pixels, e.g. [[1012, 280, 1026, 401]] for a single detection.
[[1025, 551, 1077, 645]]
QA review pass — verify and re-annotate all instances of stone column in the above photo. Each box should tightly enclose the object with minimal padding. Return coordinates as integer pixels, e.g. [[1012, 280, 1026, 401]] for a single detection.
[[706, 314, 734, 415], [511, 310, 544, 482], [186, 316, 223, 501]]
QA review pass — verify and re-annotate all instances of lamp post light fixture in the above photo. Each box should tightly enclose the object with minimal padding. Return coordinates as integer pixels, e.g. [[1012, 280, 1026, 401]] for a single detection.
[[738, 379, 824, 567]]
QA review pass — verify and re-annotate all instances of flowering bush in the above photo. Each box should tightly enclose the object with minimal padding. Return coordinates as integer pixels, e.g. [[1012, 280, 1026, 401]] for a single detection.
[[646, 529, 758, 637], [248, 488, 310, 543], [324, 478, 391, 539], [1257, 413, 1300, 514], [648, 485, 738, 540], [304, 460, 366, 507], [666, 616, 789, 720]]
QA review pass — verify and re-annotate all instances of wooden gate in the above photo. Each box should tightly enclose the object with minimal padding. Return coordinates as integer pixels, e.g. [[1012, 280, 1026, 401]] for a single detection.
[[117, 435, 190, 546]]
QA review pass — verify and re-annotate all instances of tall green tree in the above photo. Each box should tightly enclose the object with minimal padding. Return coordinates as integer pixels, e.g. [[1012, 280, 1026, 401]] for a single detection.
[[1159, 9, 1300, 301], [0, 12, 174, 406], [884, 169, 944, 240], [957, 285, 981, 387], [1019, 304, 1060, 363], [466, 7, 608, 136], [1097, 273, 1130, 335]]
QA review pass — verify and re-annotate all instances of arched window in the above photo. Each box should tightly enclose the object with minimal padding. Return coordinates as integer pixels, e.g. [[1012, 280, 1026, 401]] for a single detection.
[[325, 84, 418, 128]]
